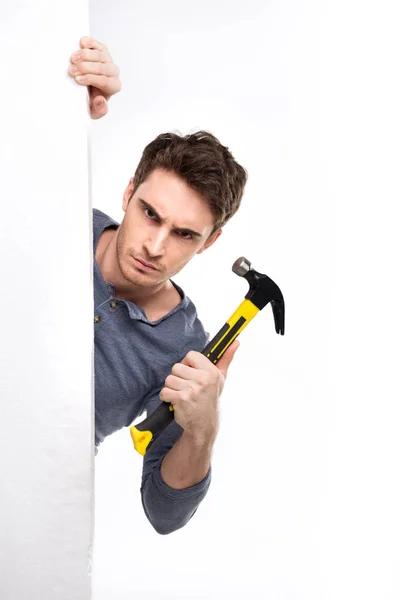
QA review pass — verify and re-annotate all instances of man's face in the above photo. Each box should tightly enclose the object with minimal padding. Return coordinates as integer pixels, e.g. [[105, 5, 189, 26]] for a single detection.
[[116, 168, 221, 288]]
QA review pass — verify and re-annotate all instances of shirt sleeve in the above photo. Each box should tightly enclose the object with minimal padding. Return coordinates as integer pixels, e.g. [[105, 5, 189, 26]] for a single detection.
[[139, 392, 212, 535]]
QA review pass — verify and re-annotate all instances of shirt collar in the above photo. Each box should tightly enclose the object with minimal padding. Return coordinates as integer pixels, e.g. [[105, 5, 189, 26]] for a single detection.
[[106, 278, 189, 325]]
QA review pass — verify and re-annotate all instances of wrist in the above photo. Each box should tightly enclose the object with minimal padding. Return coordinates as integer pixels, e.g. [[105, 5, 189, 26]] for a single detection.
[[181, 427, 217, 450]]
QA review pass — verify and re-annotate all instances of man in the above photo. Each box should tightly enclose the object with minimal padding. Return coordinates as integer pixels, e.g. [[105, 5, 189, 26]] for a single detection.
[[69, 37, 247, 535]]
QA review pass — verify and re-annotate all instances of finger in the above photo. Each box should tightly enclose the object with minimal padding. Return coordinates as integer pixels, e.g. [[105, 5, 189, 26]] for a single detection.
[[164, 374, 187, 392], [89, 95, 108, 120], [181, 350, 213, 370], [89, 85, 109, 119], [159, 387, 180, 404], [170, 359, 214, 388], [214, 340, 240, 379], [80, 36, 108, 52], [170, 362, 196, 381], [71, 48, 111, 65], [74, 74, 121, 95], [69, 60, 120, 78], [90, 86, 105, 103]]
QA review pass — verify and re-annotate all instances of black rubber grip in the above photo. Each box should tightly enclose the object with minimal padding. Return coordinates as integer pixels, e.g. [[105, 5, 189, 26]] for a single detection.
[[135, 401, 174, 440], [203, 317, 245, 363], [202, 323, 229, 358]]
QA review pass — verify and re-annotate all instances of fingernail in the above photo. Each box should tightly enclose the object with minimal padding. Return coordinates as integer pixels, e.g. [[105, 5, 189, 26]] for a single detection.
[[70, 65, 78, 74], [72, 52, 81, 62], [75, 75, 85, 83]]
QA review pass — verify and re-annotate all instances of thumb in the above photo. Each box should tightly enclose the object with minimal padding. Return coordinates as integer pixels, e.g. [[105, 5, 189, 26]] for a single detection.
[[88, 87, 108, 119], [215, 339, 240, 379]]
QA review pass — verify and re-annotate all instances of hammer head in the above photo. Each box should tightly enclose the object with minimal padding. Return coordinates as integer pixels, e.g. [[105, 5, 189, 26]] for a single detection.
[[232, 257, 285, 335]]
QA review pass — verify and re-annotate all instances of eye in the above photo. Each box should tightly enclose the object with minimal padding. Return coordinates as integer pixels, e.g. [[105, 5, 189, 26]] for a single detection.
[[176, 231, 194, 240], [144, 208, 157, 220]]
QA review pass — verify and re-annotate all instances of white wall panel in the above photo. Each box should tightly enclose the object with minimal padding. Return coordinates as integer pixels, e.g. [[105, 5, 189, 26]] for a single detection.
[[0, 4, 93, 599]]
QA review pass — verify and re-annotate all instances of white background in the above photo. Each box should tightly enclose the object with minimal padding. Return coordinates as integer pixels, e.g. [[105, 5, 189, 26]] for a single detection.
[[90, 1, 400, 599], [0, 2, 93, 599]]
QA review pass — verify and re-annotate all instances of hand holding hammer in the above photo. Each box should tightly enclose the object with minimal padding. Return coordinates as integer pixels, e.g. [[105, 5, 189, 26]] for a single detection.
[[131, 257, 285, 455]]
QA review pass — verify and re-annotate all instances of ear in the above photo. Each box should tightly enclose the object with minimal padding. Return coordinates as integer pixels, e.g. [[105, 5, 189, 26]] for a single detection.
[[196, 229, 222, 255], [122, 178, 135, 212]]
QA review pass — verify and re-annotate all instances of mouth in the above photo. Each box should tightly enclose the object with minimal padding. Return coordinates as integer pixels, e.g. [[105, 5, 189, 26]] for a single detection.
[[132, 256, 157, 271]]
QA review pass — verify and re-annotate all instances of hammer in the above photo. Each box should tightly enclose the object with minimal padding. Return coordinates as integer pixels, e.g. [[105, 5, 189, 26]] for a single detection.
[[130, 257, 285, 455]]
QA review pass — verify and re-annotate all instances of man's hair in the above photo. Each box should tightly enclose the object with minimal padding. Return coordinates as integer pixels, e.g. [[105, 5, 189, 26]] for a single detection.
[[131, 131, 248, 232]]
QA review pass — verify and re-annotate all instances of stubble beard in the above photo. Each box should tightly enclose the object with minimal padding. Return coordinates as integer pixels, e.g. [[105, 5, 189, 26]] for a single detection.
[[116, 223, 166, 289]]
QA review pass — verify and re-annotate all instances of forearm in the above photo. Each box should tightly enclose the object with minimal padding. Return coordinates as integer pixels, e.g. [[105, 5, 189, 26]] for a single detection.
[[160, 430, 214, 489], [141, 420, 212, 535], [140, 337, 237, 534]]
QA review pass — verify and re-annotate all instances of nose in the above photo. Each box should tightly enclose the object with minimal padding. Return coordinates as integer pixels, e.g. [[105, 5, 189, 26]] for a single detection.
[[144, 229, 167, 258]]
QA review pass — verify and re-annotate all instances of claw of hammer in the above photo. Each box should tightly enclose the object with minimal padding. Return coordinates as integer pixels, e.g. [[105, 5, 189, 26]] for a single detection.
[[232, 257, 285, 335]]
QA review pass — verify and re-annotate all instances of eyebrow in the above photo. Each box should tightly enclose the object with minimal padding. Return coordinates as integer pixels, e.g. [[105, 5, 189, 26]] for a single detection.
[[139, 198, 203, 238]]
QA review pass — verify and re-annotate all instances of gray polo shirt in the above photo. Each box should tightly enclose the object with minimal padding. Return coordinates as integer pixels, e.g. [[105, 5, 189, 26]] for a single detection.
[[93, 209, 211, 534]]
